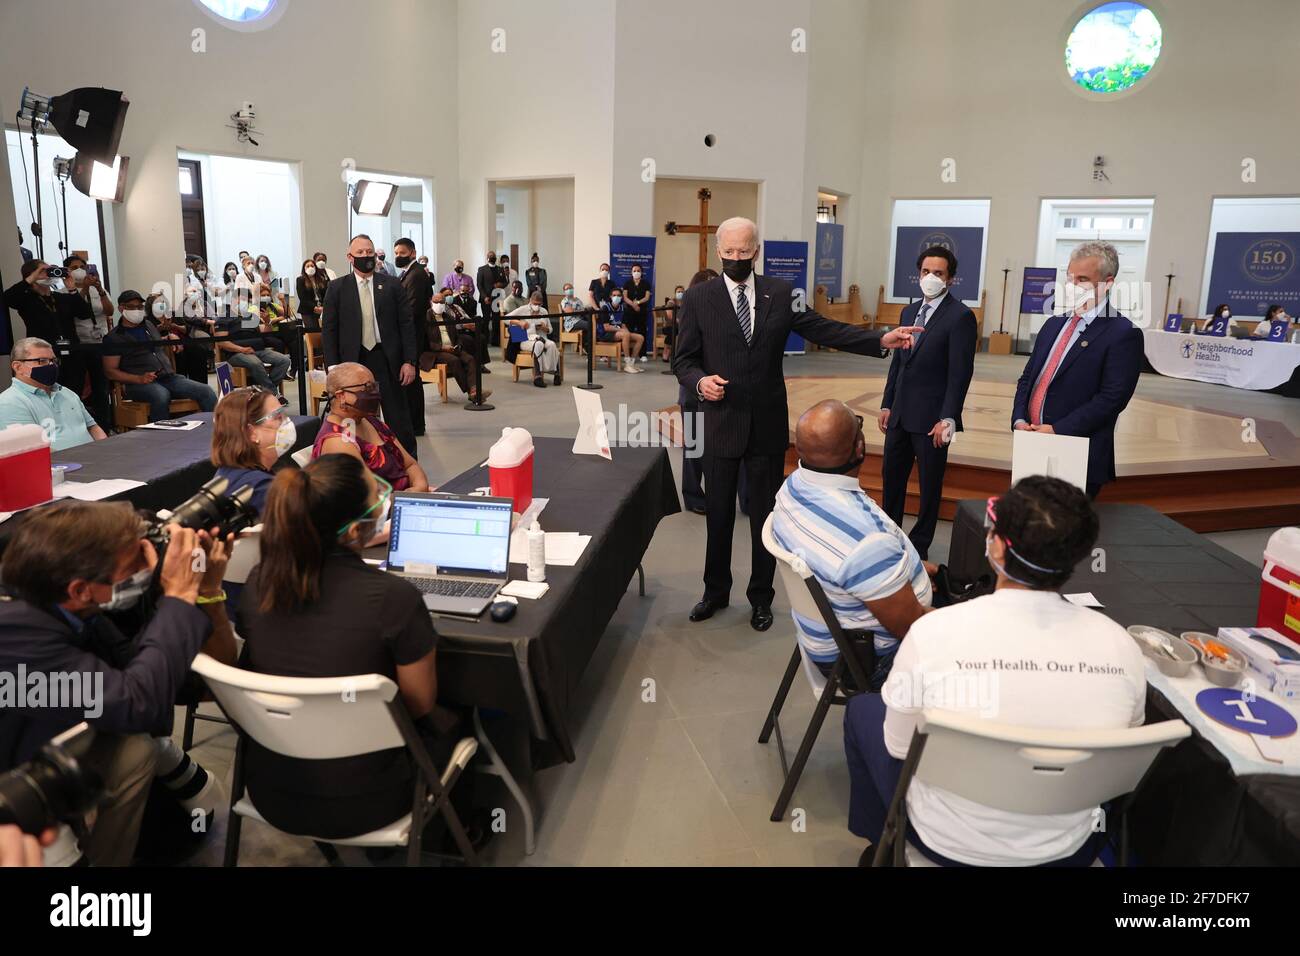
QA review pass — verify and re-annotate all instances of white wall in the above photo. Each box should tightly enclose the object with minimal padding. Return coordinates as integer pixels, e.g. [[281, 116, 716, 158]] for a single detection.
[[850, 0, 1300, 327], [531, 178, 575, 291], [0, 0, 459, 300], [457, 0, 615, 284]]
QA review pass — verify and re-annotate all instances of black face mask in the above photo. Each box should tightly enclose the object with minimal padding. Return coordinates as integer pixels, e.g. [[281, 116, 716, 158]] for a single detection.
[[721, 256, 754, 282], [488, 257, 497, 265], [352, 255, 376, 274], [454, 265, 464, 273], [394, 255, 413, 269], [343, 387, 381, 415], [802, 451, 865, 476], [29, 362, 59, 387]]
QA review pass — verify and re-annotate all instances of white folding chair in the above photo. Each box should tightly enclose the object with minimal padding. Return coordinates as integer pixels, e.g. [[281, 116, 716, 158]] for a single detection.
[[873, 709, 1190, 867], [758, 514, 875, 822], [191, 653, 481, 866]]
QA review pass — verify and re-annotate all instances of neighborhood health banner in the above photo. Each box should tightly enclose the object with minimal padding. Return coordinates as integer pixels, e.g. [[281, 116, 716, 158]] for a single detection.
[[763, 239, 808, 354], [1142, 329, 1300, 390], [1206, 232, 1300, 318], [892, 226, 984, 301], [814, 223, 843, 298], [609, 234, 657, 341]]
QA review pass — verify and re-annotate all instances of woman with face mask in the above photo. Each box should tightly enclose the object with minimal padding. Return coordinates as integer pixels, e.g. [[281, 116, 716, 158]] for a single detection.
[[312, 252, 337, 282], [211, 386, 298, 516], [296, 258, 329, 333], [236, 453, 456, 842], [314, 362, 429, 493], [623, 266, 652, 361]]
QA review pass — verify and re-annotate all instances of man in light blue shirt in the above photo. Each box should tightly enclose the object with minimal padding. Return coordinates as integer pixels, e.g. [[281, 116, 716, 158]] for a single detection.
[[770, 400, 934, 690], [0, 337, 107, 450]]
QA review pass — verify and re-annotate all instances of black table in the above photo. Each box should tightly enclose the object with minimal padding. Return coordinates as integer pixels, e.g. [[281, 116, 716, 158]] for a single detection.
[[47, 412, 320, 514], [950, 499, 1300, 864], [419, 437, 680, 768]]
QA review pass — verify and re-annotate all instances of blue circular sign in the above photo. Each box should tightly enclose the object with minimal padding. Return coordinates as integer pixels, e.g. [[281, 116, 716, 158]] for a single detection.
[[1196, 688, 1298, 738]]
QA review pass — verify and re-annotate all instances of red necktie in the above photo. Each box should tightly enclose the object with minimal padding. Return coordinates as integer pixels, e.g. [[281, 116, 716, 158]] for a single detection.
[[1028, 314, 1082, 426]]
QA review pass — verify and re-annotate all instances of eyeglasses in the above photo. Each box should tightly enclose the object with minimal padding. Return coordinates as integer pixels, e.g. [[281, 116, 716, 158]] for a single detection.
[[17, 357, 57, 366], [337, 474, 393, 535]]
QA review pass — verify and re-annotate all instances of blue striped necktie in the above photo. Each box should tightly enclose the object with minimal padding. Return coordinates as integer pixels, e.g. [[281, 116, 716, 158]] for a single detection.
[[735, 283, 752, 344]]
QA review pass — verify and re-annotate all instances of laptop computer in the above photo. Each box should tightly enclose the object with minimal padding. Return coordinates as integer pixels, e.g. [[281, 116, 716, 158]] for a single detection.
[[386, 491, 513, 617]]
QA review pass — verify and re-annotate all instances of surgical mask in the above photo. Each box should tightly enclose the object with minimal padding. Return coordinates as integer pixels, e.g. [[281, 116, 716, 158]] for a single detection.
[[918, 273, 946, 299], [564, 289, 574, 297], [35, 278, 52, 288], [227, 269, 238, 279], [315, 259, 327, 269], [600, 270, 610, 280], [29, 362, 59, 387], [257, 259, 269, 270], [432, 302, 447, 314], [721, 257, 753, 282], [69, 268, 87, 284], [305, 266, 316, 277], [273, 417, 297, 457], [196, 269, 207, 280], [98, 567, 152, 612], [611, 296, 623, 307], [352, 255, 376, 274], [1061, 282, 1094, 315], [394, 255, 413, 269], [122, 309, 145, 324], [152, 300, 170, 318], [1221, 312, 1231, 320], [675, 291, 684, 301], [632, 271, 642, 281]]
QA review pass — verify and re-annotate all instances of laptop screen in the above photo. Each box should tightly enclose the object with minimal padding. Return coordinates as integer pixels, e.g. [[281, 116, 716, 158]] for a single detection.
[[388, 493, 512, 578]]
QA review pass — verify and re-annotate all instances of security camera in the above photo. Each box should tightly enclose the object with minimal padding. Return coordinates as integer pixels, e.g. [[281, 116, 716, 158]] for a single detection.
[[228, 102, 260, 146]]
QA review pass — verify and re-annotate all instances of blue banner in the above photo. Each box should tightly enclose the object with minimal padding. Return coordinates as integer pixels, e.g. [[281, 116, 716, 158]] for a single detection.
[[1020, 266, 1058, 315], [764, 239, 808, 354], [609, 234, 657, 343], [1207, 232, 1300, 318], [892, 226, 984, 301], [814, 223, 843, 298]]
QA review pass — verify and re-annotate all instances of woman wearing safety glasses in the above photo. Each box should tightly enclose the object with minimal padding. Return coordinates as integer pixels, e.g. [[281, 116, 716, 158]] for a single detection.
[[211, 386, 298, 516]]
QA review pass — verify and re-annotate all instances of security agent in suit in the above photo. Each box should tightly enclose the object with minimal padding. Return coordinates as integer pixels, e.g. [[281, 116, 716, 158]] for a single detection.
[[1011, 240, 1143, 499], [673, 217, 922, 631], [321, 234, 420, 459], [394, 238, 434, 438], [879, 246, 978, 559]]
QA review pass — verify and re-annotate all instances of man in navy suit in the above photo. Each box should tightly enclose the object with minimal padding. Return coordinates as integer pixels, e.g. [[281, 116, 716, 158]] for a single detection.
[[1012, 241, 1143, 499], [674, 217, 922, 631], [879, 246, 978, 559]]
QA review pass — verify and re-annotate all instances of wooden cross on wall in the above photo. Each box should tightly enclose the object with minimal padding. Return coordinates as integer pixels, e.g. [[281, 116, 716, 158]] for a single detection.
[[665, 187, 717, 273]]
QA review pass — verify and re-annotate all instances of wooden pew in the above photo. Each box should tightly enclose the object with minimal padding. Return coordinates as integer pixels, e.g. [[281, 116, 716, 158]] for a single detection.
[[808, 284, 868, 350], [874, 285, 987, 350]]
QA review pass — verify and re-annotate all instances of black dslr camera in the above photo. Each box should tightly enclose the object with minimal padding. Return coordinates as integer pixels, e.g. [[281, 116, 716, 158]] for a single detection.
[[141, 475, 259, 564], [0, 724, 101, 836]]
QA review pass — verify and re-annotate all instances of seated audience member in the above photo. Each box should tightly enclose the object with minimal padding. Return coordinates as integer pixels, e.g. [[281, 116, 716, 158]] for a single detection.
[[0, 337, 107, 449], [0, 503, 236, 865], [844, 475, 1146, 867], [1256, 303, 1289, 338], [315, 362, 430, 492], [500, 279, 528, 319], [296, 258, 329, 332], [508, 292, 561, 387], [238, 454, 454, 839], [102, 290, 217, 421], [453, 275, 479, 319], [560, 281, 589, 335], [596, 290, 645, 372], [147, 293, 209, 384], [211, 386, 297, 515], [659, 285, 686, 360], [421, 292, 489, 402], [587, 262, 615, 313], [771, 401, 933, 691]]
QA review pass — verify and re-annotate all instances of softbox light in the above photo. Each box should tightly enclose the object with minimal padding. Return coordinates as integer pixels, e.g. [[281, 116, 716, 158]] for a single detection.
[[71, 153, 129, 203], [351, 179, 397, 216]]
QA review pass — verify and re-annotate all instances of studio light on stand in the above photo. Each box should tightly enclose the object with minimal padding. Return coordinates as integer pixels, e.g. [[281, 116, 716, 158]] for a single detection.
[[71, 153, 129, 203], [17, 85, 129, 259], [350, 179, 398, 216], [52, 157, 72, 260]]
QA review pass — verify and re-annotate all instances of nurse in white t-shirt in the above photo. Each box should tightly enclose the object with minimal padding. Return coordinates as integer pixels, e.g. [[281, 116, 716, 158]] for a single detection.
[[843, 475, 1146, 867]]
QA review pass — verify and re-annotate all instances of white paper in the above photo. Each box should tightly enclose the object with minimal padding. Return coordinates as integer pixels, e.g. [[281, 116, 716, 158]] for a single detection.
[[501, 580, 550, 600], [1064, 592, 1103, 608], [1011, 430, 1089, 491], [571, 387, 612, 460], [136, 419, 205, 432], [51, 478, 147, 501], [507, 529, 591, 566]]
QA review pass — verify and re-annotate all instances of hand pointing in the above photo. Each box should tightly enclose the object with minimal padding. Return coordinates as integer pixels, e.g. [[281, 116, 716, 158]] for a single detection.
[[882, 326, 924, 350]]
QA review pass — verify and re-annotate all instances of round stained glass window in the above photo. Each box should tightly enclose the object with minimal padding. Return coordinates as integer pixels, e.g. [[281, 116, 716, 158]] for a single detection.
[[1066, 2, 1163, 94]]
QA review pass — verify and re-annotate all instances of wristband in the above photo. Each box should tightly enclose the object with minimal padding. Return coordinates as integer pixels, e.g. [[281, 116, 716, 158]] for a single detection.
[[196, 590, 228, 605]]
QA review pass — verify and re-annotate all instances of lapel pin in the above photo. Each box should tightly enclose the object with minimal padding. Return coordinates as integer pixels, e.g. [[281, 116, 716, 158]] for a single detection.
[[1080, 340, 1089, 348]]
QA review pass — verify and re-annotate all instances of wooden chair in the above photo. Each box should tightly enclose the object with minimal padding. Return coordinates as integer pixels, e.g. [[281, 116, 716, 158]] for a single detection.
[[512, 341, 565, 383], [419, 365, 449, 403], [109, 350, 201, 429], [560, 325, 585, 355], [304, 332, 325, 371], [592, 335, 625, 371], [308, 373, 329, 417]]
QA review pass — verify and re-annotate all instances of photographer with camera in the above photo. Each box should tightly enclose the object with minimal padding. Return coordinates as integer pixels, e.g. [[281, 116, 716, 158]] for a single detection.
[[3, 260, 91, 392], [0, 501, 237, 865]]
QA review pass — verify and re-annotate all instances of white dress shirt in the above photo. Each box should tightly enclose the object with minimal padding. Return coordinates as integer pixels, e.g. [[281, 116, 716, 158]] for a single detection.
[[723, 270, 758, 335]]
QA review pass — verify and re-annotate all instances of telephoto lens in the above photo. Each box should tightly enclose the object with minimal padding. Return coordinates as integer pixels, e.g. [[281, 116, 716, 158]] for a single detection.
[[0, 724, 101, 836], [141, 476, 259, 564]]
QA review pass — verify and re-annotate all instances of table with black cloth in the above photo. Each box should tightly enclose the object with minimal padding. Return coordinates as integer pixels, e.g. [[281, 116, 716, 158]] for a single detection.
[[949, 499, 1300, 864], [418, 437, 680, 769], [46, 412, 320, 514]]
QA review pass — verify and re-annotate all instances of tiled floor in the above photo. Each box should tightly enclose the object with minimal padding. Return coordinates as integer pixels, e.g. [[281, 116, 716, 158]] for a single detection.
[[174, 349, 1295, 867]]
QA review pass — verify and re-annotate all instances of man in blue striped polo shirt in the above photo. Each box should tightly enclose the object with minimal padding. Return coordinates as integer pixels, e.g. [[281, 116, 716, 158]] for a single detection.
[[771, 400, 934, 690]]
